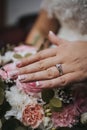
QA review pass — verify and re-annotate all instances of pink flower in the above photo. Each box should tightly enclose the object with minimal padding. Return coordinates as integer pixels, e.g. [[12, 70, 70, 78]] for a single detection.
[[4, 63, 17, 79], [73, 85, 87, 114], [3, 63, 16, 72], [52, 105, 79, 128], [14, 45, 36, 53], [0, 63, 16, 80], [22, 104, 44, 128], [16, 80, 42, 93], [0, 69, 7, 80]]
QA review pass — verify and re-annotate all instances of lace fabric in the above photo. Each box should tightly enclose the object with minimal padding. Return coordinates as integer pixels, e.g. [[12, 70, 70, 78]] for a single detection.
[[41, 0, 87, 41]]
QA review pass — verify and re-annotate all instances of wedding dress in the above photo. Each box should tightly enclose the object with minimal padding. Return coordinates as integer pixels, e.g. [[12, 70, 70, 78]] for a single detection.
[[41, 0, 87, 41], [41, 0, 87, 116]]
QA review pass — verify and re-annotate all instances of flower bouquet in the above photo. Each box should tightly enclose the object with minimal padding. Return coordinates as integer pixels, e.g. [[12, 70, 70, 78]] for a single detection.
[[0, 42, 87, 130]]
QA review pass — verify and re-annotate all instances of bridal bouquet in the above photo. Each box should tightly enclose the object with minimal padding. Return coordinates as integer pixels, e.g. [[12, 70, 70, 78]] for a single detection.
[[0, 43, 87, 130]]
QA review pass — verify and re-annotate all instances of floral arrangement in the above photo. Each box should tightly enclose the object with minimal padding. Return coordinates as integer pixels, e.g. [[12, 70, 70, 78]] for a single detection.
[[0, 43, 87, 130]]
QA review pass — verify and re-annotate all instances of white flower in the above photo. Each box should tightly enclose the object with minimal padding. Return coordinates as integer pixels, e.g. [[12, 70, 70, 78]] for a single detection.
[[43, 117, 53, 129], [5, 86, 37, 120], [81, 112, 87, 124], [2, 51, 14, 64]]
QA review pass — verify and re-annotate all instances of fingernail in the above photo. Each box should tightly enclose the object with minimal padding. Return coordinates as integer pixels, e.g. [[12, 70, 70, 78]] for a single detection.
[[36, 81, 40, 87], [15, 61, 21, 67], [36, 81, 43, 87], [18, 75, 26, 81], [49, 31, 55, 36], [9, 70, 19, 77]]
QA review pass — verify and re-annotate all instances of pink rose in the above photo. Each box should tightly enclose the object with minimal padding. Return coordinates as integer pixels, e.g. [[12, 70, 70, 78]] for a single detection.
[[22, 104, 44, 128], [52, 105, 79, 128], [0, 63, 16, 80], [14, 45, 36, 53], [16, 80, 42, 93], [3, 63, 17, 79], [0, 69, 7, 80], [3, 63, 16, 72]]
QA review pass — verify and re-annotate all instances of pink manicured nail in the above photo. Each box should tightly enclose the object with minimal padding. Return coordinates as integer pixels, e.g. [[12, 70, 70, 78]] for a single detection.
[[36, 81, 40, 87], [18, 75, 26, 81], [36, 81, 43, 87], [49, 31, 55, 36], [9, 70, 19, 77]]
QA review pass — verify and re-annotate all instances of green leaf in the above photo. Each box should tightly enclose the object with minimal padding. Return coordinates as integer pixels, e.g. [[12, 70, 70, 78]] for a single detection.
[[13, 54, 23, 59], [2, 119, 20, 130], [49, 98, 62, 112], [0, 87, 4, 105], [0, 102, 11, 120], [24, 53, 32, 58], [57, 127, 72, 130], [0, 119, 2, 129], [0, 79, 5, 89], [15, 126, 26, 130], [41, 89, 54, 103]]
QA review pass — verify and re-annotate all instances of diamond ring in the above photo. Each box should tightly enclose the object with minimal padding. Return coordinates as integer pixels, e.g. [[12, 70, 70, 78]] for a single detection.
[[55, 64, 63, 76]]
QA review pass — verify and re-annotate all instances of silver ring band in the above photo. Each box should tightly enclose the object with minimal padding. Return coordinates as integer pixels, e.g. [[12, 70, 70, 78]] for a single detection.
[[56, 64, 63, 76]]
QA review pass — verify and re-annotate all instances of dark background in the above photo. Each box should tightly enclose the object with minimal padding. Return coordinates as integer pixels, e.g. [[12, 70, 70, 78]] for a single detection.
[[0, 0, 42, 46]]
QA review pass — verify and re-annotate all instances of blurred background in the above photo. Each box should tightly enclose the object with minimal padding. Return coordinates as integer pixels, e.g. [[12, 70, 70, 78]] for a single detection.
[[0, 0, 42, 45]]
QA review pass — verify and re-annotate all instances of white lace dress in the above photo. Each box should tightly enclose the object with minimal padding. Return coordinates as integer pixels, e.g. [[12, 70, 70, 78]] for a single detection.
[[41, 0, 87, 41]]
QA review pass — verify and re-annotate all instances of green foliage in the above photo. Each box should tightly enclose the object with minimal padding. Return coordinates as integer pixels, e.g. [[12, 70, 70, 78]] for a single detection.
[[57, 127, 72, 130], [41, 89, 54, 103], [49, 97, 62, 112], [0, 44, 14, 55], [24, 53, 32, 58], [13, 53, 32, 59], [0, 79, 6, 105], [0, 88, 4, 105], [13, 54, 23, 59], [0, 79, 5, 89]]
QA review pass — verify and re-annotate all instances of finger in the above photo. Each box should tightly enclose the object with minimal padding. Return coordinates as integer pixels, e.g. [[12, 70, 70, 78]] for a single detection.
[[17, 55, 63, 76], [37, 71, 81, 89], [10, 56, 62, 78], [48, 31, 68, 46], [10, 55, 77, 80], [18, 66, 59, 82], [18, 62, 75, 83], [16, 48, 57, 67], [10, 57, 75, 79]]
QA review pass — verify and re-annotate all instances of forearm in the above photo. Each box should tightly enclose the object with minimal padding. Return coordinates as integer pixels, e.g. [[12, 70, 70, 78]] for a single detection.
[[25, 10, 59, 48]]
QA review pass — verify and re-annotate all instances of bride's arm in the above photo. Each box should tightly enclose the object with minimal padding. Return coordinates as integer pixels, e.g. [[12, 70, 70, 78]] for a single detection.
[[25, 10, 59, 49]]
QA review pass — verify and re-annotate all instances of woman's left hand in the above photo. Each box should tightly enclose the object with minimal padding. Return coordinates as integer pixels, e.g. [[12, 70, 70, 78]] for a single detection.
[[10, 31, 87, 89]]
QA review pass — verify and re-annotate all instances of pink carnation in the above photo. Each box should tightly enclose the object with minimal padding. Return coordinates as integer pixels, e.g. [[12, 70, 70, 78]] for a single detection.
[[22, 104, 44, 128], [52, 105, 79, 128], [14, 45, 36, 53], [73, 84, 87, 114], [16, 80, 42, 93]]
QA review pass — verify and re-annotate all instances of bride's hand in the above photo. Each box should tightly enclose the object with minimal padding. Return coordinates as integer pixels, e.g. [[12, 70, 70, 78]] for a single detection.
[[10, 31, 87, 88]]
